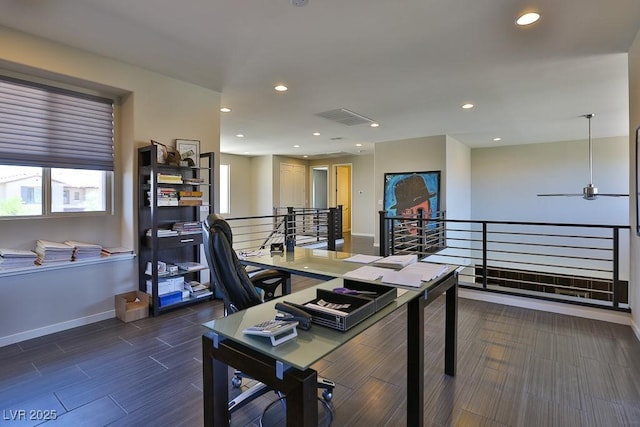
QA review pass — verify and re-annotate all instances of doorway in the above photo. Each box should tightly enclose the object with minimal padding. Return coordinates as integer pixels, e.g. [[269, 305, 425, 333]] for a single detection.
[[334, 164, 352, 233], [311, 166, 328, 209]]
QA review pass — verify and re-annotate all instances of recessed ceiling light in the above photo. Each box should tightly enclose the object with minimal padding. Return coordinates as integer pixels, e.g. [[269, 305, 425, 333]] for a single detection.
[[220, 107, 232, 113], [293, 144, 300, 148], [356, 143, 362, 147], [370, 123, 379, 128], [243, 151, 249, 154], [303, 155, 309, 158], [313, 132, 321, 136], [235, 134, 244, 138], [274, 85, 288, 92], [516, 12, 540, 26], [493, 137, 502, 142], [461, 103, 474, 109]]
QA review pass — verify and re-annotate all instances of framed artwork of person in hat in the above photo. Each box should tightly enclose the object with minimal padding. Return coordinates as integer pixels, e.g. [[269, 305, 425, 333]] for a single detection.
[[384, 171, 440, 235]]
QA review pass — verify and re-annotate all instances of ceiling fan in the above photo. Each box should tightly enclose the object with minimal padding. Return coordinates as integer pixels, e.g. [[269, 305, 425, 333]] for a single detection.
[[537, 113, 628, 200]]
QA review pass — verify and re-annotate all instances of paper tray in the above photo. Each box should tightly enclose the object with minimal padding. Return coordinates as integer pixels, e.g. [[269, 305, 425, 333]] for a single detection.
[[291, 280, 397, 331]]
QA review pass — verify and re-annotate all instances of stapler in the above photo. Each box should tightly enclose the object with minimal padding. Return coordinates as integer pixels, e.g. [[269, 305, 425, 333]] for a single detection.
[[275, 301, 312, 330]]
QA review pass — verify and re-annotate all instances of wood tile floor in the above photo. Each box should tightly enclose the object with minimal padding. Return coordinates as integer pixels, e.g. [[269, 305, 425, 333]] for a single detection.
[[1, 235, 639, 426]]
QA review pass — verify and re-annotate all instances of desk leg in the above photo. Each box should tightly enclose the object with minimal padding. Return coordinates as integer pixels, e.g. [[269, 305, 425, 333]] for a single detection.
[[202, 333, 229, 427], [407, 296, 424, 427], [284, 368, 318, 426], [444, 283, 458, 376]]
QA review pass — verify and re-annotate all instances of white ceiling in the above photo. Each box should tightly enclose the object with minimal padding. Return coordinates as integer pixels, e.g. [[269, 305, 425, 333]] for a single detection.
[[1, 0, 639, 158]]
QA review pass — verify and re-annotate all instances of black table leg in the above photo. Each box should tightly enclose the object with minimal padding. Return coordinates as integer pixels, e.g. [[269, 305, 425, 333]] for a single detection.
[[203, 333, 229, 426], [444, 281, 458, 376], [406, 296, 425, 427]]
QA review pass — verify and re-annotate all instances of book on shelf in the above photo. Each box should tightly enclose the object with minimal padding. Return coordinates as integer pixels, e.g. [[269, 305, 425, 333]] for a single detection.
[[178, 199, 203, 206], [146, 228, 179, 237], [184, 281, 212, 298], [101, 247, 134, 256], [157, 173, 183, 184], [178, 190, 203, 197], [175, 261, 206, 271], [157, 199, 179, 206]]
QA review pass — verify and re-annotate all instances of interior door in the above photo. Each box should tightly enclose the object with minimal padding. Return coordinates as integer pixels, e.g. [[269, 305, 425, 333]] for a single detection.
[[280, 163, 306, 208], [335, 164, 352, 233]]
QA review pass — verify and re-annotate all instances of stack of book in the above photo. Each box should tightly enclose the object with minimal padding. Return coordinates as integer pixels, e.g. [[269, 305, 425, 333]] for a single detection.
[[34, 240, 74, 265], [64, 240, 103, 260], [152, 188, 179, 206], [178, 190, 203, 206], [146, 228, 179, 237], [157, 173, 183, 184], [0, 248, 37, 269], [184, 281, 212, 299], [101, 247, 134, 256], [172, 221, 202, 234]]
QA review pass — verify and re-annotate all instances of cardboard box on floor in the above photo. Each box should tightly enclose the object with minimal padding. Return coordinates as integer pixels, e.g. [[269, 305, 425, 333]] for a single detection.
[[115, 291, 150, 322]]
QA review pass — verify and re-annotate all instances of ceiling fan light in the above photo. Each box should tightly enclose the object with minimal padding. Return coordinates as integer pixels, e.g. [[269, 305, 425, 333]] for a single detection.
[[583, 184, 598, 200]]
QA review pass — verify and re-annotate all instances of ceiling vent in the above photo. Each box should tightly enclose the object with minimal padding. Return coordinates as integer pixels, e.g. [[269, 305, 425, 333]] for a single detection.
[[316, 108, 374, 126]]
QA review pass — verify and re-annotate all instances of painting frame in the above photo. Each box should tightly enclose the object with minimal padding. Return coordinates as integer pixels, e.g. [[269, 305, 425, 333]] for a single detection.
[[176, 139, 200, 167], [636, 126, 640, 236], [384, 171, 441, 217]]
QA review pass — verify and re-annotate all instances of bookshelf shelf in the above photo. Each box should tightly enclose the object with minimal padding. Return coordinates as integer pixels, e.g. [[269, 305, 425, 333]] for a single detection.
[[137, 144, 215, 316]]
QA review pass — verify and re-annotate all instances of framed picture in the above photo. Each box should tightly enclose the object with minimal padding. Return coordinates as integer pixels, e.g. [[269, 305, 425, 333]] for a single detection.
[[636, 126, 640, 235], [176, 139, 200, 167], [384, 171, 441, 217]]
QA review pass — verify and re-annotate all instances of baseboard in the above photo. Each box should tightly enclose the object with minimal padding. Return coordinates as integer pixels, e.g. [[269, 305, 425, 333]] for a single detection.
[[458, 288, 633, 327], [349, 232, 374, 237], [0, 310, 115, 347]]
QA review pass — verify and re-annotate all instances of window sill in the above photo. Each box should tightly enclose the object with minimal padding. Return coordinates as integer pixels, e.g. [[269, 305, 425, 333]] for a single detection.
[[0, 253, 136, 278]]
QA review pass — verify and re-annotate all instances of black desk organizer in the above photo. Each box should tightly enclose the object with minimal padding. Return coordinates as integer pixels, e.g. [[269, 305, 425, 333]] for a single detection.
[[290, 279, 397, 331]]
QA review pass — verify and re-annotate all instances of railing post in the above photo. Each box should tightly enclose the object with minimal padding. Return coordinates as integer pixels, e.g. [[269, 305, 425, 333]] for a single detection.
[[336, 205, 343, 239], [482, 222, 488, 289], [417, 207, 426, 257], [286, 207, 296, 246], [379, 210, 389, 257], [613, 226, 619, 308], [327, 208, 337, 251]]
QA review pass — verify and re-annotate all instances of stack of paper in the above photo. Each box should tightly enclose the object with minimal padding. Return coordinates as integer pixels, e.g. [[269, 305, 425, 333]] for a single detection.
[[343, 265, 390, 281], [0, 249, 37, 269], [373, 254, 418, 269], [101, 247, 134, 256], [65, 241, 103, 260], [402, 262, 448, 282], [343, 254, 383, 264], [35, 240, 74, 264]]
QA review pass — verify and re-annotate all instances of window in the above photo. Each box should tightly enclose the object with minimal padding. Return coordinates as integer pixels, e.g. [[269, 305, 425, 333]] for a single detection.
[[220, 164, 230, 214], [0, 75, 114, 218]]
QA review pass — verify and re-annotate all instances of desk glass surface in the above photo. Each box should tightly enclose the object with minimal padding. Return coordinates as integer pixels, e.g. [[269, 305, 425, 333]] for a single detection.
[[203, 267, 455, 371], [240, 247, 360, 279]]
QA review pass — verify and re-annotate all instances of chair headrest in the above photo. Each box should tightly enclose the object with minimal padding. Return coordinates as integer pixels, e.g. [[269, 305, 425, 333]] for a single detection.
[[204, 213, 233, 245]]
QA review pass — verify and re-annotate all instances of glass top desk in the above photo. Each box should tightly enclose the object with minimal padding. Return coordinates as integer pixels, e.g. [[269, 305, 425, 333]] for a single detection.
[[202, 262, 458, 427], [239, 247, 363, 281]]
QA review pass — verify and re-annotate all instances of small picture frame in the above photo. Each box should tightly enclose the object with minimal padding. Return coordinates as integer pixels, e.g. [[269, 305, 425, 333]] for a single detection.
[[176, 139, 200, 167]]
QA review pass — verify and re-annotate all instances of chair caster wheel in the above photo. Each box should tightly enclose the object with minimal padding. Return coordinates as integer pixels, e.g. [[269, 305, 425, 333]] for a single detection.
[[231, 377, 242, 388], [322, 389, 333, 402]]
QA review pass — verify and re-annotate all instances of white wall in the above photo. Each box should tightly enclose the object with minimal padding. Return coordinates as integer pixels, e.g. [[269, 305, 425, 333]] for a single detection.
[[220, 153, 253, 217], [471, 136, 629, 224], [250, 155, 274, 216], [445, 136, 471, 221], [374, 135, 447, 245], [628, 28, 640, 338], [0, 27, 220, 345]]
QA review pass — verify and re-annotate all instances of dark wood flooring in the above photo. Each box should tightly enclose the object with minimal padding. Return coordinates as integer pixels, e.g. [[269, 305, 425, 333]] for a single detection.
[[1, 234, 639, 426]]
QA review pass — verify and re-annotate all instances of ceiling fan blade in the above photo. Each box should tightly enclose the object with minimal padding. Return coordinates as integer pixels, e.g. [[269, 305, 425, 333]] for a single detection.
[[537, 193, 583, 197], [596, 193, 629, 197]]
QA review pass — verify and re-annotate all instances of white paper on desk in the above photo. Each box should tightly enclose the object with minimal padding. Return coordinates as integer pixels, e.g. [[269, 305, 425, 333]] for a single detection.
[[402, 262, 448, 282], [382, 270, 423, 287], [343, 254, 383, 264], [343, 265, 390, 281]]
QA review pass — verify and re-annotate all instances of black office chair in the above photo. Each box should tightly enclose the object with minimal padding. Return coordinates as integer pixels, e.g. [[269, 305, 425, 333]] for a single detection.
[[202, 213, 335, 421]]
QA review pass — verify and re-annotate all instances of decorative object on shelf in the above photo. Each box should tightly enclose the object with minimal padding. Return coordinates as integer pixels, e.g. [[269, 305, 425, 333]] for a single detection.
[[151, 139, 182, 165], [176, 139, 200, 167]]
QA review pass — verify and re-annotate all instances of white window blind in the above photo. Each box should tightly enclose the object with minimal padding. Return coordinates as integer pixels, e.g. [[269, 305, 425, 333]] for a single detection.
[[0, 75, 114, 171]]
